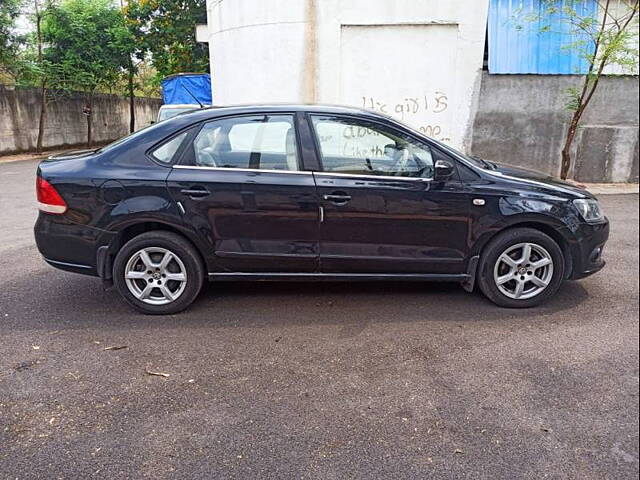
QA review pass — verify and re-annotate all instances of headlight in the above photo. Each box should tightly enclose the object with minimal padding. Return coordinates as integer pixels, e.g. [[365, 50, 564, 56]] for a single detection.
[[573, 198, 604, 223]]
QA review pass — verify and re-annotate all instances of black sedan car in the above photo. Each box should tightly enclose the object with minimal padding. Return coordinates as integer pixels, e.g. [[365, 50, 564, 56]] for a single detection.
[[35, 105, 609, 314]]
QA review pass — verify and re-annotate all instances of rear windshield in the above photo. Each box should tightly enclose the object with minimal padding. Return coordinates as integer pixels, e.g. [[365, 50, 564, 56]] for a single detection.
[[96, 122, 165, 154], [158, 107, 196, 121]]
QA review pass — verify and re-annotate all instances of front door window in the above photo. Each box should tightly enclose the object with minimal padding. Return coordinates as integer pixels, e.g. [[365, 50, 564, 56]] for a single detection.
[[310, 116, 434, 179]]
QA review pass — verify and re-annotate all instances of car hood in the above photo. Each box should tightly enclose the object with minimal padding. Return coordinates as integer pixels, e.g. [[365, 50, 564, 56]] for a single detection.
[[487, 162, 594, 199]]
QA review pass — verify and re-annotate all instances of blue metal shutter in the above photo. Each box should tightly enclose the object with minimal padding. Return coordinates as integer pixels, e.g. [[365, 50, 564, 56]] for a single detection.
[[488, 0, 598, 74]]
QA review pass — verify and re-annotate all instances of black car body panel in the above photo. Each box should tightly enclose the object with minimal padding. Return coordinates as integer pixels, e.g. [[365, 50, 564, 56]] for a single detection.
[[313, 173, 470, 274], [166, 166, 320, 273], [34, 104, 609, 288]]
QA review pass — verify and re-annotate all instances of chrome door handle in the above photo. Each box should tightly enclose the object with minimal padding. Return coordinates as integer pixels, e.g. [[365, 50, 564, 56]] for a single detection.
[[180, 187, 210, 198], [323, 194, 351, 203]]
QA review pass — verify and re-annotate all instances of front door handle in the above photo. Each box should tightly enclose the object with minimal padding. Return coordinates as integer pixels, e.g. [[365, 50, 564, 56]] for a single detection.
[[180, 187, 210, 198], [323, 193, 352, 204]]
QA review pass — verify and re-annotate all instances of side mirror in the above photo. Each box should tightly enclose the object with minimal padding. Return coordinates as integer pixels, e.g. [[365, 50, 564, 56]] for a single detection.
[[434, 159, 455, 180]]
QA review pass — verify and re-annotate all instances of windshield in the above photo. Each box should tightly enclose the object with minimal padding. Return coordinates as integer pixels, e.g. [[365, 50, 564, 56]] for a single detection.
[[158, 107, 196, 121], [427, 137, 490, 169], [394, 120, 490, 169]]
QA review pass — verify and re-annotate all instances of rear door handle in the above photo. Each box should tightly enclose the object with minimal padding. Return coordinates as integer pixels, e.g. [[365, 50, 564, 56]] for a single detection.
[[180, 187, 210, 198], [323, 194, 352, 203]]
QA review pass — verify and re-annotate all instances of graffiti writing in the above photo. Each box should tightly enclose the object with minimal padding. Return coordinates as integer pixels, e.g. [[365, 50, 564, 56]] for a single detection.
[[361, 92, 448, 120], [342, 126, 381, 139]]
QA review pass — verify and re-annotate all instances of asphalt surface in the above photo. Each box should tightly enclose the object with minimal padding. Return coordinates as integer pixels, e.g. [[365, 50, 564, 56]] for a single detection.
[[0, 159, 638, 479]]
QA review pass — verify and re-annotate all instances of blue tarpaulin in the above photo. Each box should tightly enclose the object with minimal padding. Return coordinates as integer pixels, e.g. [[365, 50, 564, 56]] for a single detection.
[[161, 73, 212, 105], [488, 0, 598, 74]]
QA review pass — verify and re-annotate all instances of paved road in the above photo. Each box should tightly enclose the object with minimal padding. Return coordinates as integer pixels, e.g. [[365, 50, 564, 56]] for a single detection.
[[1, 159, 638, 479]]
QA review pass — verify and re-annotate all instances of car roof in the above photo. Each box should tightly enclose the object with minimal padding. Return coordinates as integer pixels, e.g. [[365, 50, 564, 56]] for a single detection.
[[159, 104, 206, 109], [168, 103, 391, 122]]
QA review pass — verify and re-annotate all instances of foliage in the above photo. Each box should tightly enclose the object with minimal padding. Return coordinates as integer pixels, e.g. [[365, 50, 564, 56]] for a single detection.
[[42, 0, 130, 95], [1, 0, 207, 96], [134, 60, 161, 96], [0, 0, 27, 81], [123, 0, 209, 81]]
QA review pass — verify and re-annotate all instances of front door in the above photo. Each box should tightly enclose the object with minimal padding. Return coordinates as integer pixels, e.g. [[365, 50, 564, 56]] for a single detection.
[[309, 114, 470, 274], [166, 113, 319, 273]]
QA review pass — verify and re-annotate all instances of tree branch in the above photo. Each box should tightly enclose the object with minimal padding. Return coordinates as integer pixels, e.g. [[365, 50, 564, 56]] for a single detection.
[[575, 0, 610, 107], [579, 1, 638, 117]]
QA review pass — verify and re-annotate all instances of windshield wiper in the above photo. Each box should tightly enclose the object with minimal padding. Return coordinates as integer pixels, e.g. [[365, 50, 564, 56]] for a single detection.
[[470, 155, 495, 170]]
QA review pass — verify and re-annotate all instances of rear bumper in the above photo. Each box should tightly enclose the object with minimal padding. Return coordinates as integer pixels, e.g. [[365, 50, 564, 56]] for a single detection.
[[566, 218, 609, 280], [34, 212, 115, 277]]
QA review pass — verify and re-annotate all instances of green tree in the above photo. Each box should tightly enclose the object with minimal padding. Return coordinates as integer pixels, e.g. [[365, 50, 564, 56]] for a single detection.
[[123, 0, 209, 81], [0, 0, 27, 82], [43, 0, 131, 147], [30, 0, 58, 153], [110, 11, 138, 132], [525, 0, 639, 179], [3, 0, 61, 153]]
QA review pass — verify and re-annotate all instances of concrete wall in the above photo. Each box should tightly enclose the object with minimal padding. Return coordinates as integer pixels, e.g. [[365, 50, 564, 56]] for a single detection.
[[468, 74, 639, 183], [206, 0, 489, 149], [0, 86, 161, 154]]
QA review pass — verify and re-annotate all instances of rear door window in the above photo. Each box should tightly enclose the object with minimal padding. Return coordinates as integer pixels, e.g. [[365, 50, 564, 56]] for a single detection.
[[186, 115, 299, 171]]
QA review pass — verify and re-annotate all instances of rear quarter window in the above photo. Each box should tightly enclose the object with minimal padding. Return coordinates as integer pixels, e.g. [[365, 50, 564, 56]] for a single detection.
[[151, 131, 189, 164]]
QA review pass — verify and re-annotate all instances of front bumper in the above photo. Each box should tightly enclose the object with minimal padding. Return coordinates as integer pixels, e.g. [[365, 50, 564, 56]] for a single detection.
[[566, 218, 610, 280]]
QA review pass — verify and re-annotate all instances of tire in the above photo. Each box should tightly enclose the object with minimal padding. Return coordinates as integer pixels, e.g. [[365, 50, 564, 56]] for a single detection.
[[113, 231, 205, 314], [477, 228, 565, 308]]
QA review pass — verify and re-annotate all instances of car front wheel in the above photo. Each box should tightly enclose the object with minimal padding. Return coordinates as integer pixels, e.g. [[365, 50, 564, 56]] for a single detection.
[[113, 231, 205, 314], [477, 228, 565, 308]]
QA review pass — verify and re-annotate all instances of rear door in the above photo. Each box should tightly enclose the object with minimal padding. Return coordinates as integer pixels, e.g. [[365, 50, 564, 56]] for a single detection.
[[308, 114, 470, 274], [166, 113, 320, 273]]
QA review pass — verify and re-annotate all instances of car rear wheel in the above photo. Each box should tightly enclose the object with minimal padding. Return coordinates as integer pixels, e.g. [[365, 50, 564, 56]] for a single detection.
[[477, 228, 565, 308], [113, 231, 205, 314]]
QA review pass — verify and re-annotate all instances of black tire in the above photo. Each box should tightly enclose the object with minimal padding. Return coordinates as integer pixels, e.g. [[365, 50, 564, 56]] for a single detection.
[[113, 231, 205, 314], [477, 228, 565, 308]]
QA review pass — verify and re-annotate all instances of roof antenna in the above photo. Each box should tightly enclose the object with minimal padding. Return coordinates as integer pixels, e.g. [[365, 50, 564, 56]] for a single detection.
[[182, 84, 204, 108]]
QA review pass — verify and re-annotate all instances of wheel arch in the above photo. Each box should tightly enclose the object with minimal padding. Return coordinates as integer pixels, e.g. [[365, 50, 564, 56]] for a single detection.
[[473, 220, 573, 280], [99, 220, 210, 281]]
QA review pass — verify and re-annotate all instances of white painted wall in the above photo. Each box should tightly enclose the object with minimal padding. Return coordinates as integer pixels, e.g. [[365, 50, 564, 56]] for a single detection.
[[204, 0, 490, 149], [206, 0, 309, 104], [339, 24, 458, 143]]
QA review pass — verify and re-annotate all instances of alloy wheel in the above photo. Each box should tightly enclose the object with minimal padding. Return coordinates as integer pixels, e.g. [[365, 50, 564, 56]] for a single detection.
[[124, 247, 187, 305], [493, 242, 554, 300]]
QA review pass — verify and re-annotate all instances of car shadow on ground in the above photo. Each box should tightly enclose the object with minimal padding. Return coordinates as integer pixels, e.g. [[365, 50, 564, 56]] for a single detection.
[[3, 266, 591, 332], [196, 278, 589, 319]]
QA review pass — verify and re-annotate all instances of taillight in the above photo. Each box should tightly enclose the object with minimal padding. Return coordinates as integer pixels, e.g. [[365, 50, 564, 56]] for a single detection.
[[36, 177, 67, 214]]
